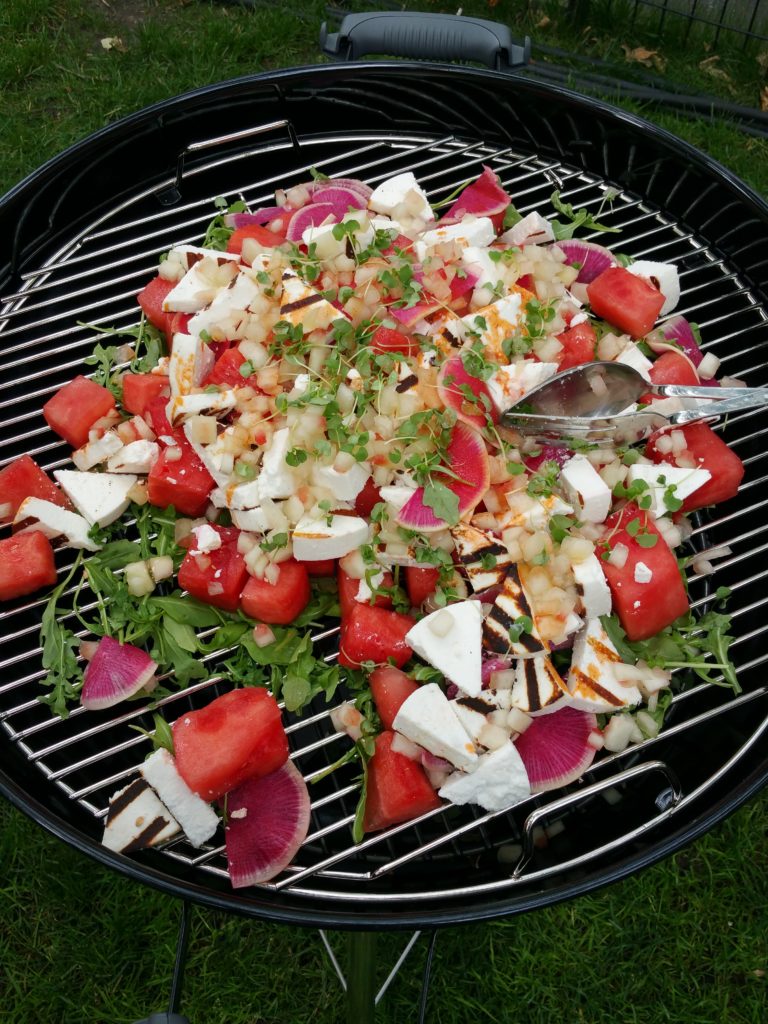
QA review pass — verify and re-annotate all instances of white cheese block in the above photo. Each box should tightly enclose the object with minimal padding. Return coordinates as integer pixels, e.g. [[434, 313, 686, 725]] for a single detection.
[[560, 455, 612, 523], [190, 523, 222, 554], [279, 271, 348, 332], [416, 216, 496, 256], [379, 485, 415, 512], [450, 522, 511, 593], [257, 427, 296, 500], [102, 778, 180, 854], [497, 493, 574, 533], [54, 470, 137, 528], [616, 343, 654, 382], [566, 618, 642, 713], [292, 513, 370, 561], [107, 440, 160, 475], [626, 463, 711, 519], [483, 566, 549, 658], [405, 601, 484, 698], [139, 748, 219, 849], [231, 507, 270, 533], [301, 219, 374, 261], [168, 389, 238, 423], [72, 431, 124, 471], [187, 269, 264, 340], [460, 245, 503, 288], [13, 497, 101, 552], [572, 554, 612, 619], [459, 291, 525, 362], [393, 683, 477, 769], [210, 479, 262, 510], [439, 741, 530, 812], [311, 460, 371, 502], [634, 561, 653, 584], [368, 172, 434, 222], [355, 569, 387, 604], [167, 244, 241, 269], [511, 656, 570, 717], [450, 694, 497, 746], [499, 211, 555, 247], [162, 257, 236, 314], [167, 333, 215, 401], [486, 360, 559, 413], [627, 260, 680, 315]]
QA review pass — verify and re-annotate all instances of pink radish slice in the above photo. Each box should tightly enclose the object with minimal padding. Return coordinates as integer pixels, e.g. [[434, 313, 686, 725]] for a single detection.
[[482, 656, 513, 685], [397, 421, 490, 532], [309, 187, 367, 220], [224, 207, 291, 229], [421, 750, 453, 772], [224, 759, 311, 888], [80, 636, 157, 711], [514, 705, 598, 793], [449, 269, 478, 300], [437, 353, 497, 430], [285, 203, 336, 242], [654, 315, 704, 367], [389, 299, 442, 329], [552, 239, 617, 283], [308, 177, 373, 202], [524, 444, 574, 473], [439, 166, 510, 226]]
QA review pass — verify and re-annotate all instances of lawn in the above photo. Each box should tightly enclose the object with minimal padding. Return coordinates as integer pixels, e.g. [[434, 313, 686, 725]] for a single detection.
[[1, 1, 767, 1022]]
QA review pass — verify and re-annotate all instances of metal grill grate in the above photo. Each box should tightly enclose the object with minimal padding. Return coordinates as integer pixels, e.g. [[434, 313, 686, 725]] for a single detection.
[[2, 121, 768, 915]]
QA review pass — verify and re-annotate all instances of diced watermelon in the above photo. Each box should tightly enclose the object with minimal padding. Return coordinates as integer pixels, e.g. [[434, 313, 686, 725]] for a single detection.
[[304, 558, 336, 577], [337, 603, 416, 669], [439, 166, 511, 232], [556, 322, 597, 371], [42, 375, 117, 449], [370, 667, 419, 731], [178, 534, 249, 611], [121, 373, 170, 418], [647, 351, 699, 387], [363, 731, 441, 833], [137, 275, 175, 336], [226, 224, 287, 258], [337, 567, 393, 620], [240, 560, 311, 624], [370, 326, 418, 357], [586, 267, 665, 339], [147, 441, 215, 517], [172, 688, 289, 802], [0, 455, 71, 522], [0, 531, 58, 602], [599, 502, 689, 642], [203, 347, 247, 387], [354, 476, 382, 518], [144, 395, 174, 440], [404, 566, 440, 607], [645, 421, 744, 511]]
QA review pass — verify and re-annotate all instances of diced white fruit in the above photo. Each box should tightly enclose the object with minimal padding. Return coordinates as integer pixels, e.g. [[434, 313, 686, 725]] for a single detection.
[[486, 360, 560, 413], [405, 601, 484, 697], [566, 618, 642, 713], [72, 431, 124, 471], [483, 566, 549, 658], [626, 463, 711, 519], [102, 778, 180, 854], [497, 493, 574, 533], [616, 343, 654, 382], [257, 427, 296, 500], [450, 522, 511, 593], [560, 455, 612, 523], [512, 656, 570, 716], [368, 172, 434, 222], [279, 271, 348, 332], [301, 220, 374, 261], [499, 211, 555, 247], [187, 269, 264, 340], [107, 440, 160, 475], [627, 260, 680, 315], [415, 217, 496, 262], [439, 741, 530, 812], [210, 479, 261, 510], [13, 497, 100, 552], [292, 514, 370, 561], [231, 507, 269, 532], [169, 390, 238, 423], [458, 292, 525, 362], [167, 333, 215, 401], [393, 683, 477, 769], [139, 748, 219, 849], [450, 695, 497, 746], [54, 470, 137, 528], [311, 460, 371, 502], [572, 554, 612, 619]]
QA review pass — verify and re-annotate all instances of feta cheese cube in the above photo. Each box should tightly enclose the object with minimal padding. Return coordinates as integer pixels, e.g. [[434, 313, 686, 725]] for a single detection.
[[187, 269, 265, 340], [634, 561, 653, 584], [486, 360, 559, 412], [231, 507, 269, 533], [311, 460, 371, 503], [616, 343, 654, 382], [101, 778, 180, 854], [54, 470, 138, 529], [162, 256, 237, 314], [511, 656, 569, 716], [459, 291, 526, 362], [292, 513, 370, 561], [572, 554, 612, 619], [626, 463, 711, 519], [72, 431, 124, 471], [393, 683, 477, 769], [415, 216, 496, 262], [107, 440, 160, 475], [355, 569, 386, 604], [627, 260, 680, 315], [560, 455, 612, 523], [168, 389, 238, 423], [483, 566, 549, 658], [139, 748, 219, 849], [566, 618, 642, 713], [279, 271, 349, 333], [257, 427, 296, 500], [405, 601, 484, 697], [190, 524, 222, 554], [167, 333, 215, 401], [499, 211, 555, 247], [13, 497, 101, 552], [450, 522, 511, 593], [439, 741, 530, 812], [368, 172, 434, 222], [497, 493, 574, 532], [450, 694, 497, 746], [379, 485, 416, 512]]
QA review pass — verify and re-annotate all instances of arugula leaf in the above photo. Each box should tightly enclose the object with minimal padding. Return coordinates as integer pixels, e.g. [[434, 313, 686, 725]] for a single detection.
[[550, 191, 621, 240], [202, 197, 246, 250], [84, 342, 123, 398], [38, 554, 86, 718], [130, 712, 175, 754]]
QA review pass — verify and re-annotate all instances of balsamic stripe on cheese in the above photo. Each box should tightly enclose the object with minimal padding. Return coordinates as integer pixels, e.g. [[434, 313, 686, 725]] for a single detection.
[[395, 373, 419, 394], [458, 541, 507, 565], [106, 778, 150, 824], [122, 816, 174, 854], [280, 293, 323, 314]]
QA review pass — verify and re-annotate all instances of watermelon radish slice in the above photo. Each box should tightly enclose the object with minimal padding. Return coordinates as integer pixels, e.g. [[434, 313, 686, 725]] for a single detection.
[[653, 314, 704, 367], [80, 636, 157, 711], [285, 203, 336, 242], [439, 166, 510, 227], [224, 207, 292, 229], [524, 444, 574, 473], [396, 422, 490, 532], [308, 177, 372, 202], [437, 353, 498, 430], [551, 239, 617, 283], [224, 759, 311, 888], [310, 186, 367, 220], [389, 298, 443, 329], [513, 705, 598, 793]]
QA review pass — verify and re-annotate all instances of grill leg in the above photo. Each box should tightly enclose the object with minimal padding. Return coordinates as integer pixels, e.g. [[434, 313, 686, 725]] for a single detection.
[[132, 900, 192, 1024], [346, 931, 377, 1024]]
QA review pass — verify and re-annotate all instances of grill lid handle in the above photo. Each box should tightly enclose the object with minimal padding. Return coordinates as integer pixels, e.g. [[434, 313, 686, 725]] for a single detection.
[[320, 12, 530, 71]]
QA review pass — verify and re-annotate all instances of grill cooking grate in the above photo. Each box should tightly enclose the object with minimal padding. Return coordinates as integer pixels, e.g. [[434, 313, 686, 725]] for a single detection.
[[2, 124, 768, 912]]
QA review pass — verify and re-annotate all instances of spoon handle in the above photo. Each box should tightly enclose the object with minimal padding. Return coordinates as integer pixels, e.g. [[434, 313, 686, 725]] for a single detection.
[[673, 390, 768, 421], [658, 384, 768, 401]]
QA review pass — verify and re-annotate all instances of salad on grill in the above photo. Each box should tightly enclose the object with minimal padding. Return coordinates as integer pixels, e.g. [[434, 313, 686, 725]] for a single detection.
[[0, 166, 744, 887]]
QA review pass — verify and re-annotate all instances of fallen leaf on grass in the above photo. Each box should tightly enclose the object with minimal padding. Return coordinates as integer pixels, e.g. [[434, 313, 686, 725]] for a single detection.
[[100, 36, 127, 52], [757, 50, 768, 73], [761, 86, 768, 112], [621, 44, 666, 72], [536, 15, 551, 29], [698, 55, 736, 92]]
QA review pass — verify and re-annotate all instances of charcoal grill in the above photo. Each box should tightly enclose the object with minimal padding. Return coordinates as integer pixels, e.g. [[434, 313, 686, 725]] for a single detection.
[[2, 49, 768, 965]]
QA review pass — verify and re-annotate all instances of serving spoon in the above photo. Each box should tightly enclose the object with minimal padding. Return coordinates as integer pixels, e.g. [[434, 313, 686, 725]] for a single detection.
[[501, 360, 768, 446]]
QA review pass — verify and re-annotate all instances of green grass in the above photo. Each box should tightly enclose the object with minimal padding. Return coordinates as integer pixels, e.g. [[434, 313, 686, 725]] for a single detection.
[[2, 2, 768, 1021]]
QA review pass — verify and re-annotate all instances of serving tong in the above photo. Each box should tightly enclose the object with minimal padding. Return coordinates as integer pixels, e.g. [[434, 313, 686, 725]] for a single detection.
[[500, 361, 768, 446]]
